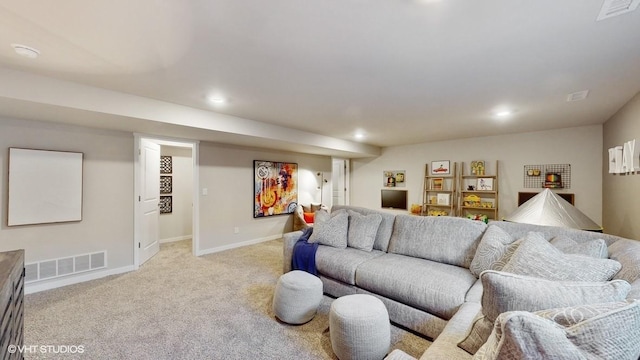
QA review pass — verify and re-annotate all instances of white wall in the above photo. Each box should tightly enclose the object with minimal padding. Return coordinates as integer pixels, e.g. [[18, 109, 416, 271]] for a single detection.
[[159, 146, 193, 242], [351, 125, 603, 224], [0, 117, 134, 289], [198, 142, 331, 253], [603, 91, 640, 239]]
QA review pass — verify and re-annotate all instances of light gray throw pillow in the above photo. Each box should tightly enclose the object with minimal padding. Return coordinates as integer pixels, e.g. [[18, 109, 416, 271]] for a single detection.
[[308, 210, 348, 248], [501, 232, 621, 282], [458, 270, 631, 355], [470, 225, 521, 277], [347, 210, 382, 252], [550, 235, 609, 258], [474, 301, 640, 360]]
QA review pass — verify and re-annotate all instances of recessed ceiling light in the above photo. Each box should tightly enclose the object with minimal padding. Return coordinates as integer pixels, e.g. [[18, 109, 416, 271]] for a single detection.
[[354, 131, 366, 140], [207, 95, 227, 105], [495, 110, 512, 117], [11, 44, 40, 59]]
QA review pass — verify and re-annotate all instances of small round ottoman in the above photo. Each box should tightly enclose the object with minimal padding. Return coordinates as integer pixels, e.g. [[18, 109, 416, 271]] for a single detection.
[[273, 270, 323, 324], [329, 294, 390, 360]]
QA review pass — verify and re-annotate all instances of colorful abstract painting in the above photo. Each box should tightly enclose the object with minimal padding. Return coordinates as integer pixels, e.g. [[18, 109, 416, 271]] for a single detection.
[[254, 160, 298, 218]]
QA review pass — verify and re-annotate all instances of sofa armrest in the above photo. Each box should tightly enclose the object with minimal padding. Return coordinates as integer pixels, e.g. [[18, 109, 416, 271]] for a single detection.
[[283, 230, 303, 274], [419, 301, 479, 360]]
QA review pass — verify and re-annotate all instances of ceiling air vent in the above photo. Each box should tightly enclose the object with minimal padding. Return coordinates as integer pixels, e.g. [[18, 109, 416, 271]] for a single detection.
[[567, 90, 589, 102], [596, 0, 640, 21]]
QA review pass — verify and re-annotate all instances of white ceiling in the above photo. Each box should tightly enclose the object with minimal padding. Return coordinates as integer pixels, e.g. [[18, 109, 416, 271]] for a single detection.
[[0, 0, 639, 157]]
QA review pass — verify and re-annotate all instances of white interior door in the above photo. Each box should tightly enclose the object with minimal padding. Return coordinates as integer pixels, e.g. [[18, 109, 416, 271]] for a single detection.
[[139, 139, 161, 265], [332, 158, 348, 206]]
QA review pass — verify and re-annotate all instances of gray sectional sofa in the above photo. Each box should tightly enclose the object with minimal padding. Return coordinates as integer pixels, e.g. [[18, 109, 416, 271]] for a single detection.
[[282, 205, 640, 359]]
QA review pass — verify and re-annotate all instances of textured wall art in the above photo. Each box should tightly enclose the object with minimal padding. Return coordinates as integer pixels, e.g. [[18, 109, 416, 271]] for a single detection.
[[160, 175, 172, 194], [160, 196, 172, 214], [254, 160, 298, 218], [160, 155, 172, 174]]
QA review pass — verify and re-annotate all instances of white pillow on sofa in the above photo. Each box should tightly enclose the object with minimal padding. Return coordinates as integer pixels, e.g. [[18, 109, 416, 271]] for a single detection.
[[501, 232, 621, 282], [457, 270, 631, 355], [308, 209, 348, 248], [347, 210, 382, 252], [474, 301, 640, 360], [469, 225, 521, 277]]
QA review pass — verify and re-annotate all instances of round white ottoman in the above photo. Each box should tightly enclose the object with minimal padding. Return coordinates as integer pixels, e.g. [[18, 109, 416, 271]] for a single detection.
[[273, 270, 323, 324], [329, 294, 390, 360]]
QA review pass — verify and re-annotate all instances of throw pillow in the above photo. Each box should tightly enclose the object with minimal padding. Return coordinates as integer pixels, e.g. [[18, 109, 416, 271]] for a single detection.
[[469, 225, 520, 277], [347, 210, 382, 252], [308, 210, 348, 248], [303, 212, 315, 224], [474, 301, 640, 360], [550, 235, 609, 258], [457, 270, 631, 355], [501, 232, 621, 282]]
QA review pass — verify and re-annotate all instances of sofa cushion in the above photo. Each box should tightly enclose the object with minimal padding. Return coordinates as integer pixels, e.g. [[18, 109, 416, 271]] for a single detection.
[[356, 253, 477, 320], [474, 301, 640, 360], [316, 246, 384, 285], [308, 210, 348, 248], [457, 270, 631, 355], [609, 238, 640, 285], [388, 215, 487, 268], [550, 235, 608, 258], [501, 232, 621, 281], [469, 225, 520, 277], [332, 205, 396, 252], [347, 210, 382, 252]]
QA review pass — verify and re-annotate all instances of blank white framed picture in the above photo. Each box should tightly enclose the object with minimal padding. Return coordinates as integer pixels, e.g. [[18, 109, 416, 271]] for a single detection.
[[8, 148, 83, 226]]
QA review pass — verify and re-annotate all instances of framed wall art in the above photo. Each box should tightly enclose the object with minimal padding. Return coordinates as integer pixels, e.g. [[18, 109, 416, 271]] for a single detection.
[[160, 155, 172, 174], [431, 160, 450, 175], [8, 148, 83, 226], [160, 175, 172, 194], [254, 160, 298, 218], [383, 170, 405, 187], [160, 196, 172, 214]]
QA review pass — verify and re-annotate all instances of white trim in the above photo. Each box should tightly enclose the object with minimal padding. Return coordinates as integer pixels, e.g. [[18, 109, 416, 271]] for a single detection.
[[196, 234, 282, 257], [160, 235, 192, 244], [25, 265, 136, 294]]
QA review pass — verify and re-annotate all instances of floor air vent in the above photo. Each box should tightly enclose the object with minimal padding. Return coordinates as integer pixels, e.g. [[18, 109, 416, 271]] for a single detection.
[[597, 0, 640, 21], [25, 251, 107, 283]]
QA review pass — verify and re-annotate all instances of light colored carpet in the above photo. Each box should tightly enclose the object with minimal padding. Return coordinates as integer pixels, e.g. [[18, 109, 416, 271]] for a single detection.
[[25, 239, 431, 359]]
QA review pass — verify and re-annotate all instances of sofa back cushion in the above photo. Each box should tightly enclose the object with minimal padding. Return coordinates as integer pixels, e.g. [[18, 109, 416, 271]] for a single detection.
[[489, 220, 622, 246], [332, 205, 396, 252], [387, 215, 487, 268]]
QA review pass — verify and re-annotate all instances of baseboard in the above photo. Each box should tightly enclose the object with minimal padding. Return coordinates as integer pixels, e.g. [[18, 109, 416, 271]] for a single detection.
[[25, 265, 136, 295], [196, 234, 282, 256], [160, 235, 192, 244]]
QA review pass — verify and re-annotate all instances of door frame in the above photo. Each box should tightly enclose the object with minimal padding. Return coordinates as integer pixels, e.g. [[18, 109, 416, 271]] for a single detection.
[[331, 157, 350, 206], [133, 133, 200, 269]]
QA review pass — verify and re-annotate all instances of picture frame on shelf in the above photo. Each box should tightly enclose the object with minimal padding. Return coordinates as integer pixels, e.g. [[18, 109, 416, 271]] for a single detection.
[[437, 193, 450, 206], [431, 160, 450, 175], [431, 178, 444, 190], [477, 177, 493, 191]]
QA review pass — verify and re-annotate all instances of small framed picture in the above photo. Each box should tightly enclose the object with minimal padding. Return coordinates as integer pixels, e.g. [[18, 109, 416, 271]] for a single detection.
[[437, 193, 450, 206], [432, 178, 444, 190], [477, 178, 494, 191], [431, 160, 450, 175]]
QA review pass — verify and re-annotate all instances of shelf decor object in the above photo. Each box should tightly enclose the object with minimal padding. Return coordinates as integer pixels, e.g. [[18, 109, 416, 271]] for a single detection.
[[459, 161, 499, 221], [431, 160, 451, 175], [253, 160, 298, 218], [422, 162, 458, 217], [523, 164, 571, 189]]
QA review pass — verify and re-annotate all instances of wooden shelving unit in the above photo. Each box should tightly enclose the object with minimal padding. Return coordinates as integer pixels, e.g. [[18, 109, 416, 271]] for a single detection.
[[422, 162, 458, 217], [459, 161, 499, 222]]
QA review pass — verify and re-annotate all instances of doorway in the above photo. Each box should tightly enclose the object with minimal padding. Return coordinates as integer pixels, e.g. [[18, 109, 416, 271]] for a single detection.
[[332, 158, 349, 206], [134, 134, 200, 268]]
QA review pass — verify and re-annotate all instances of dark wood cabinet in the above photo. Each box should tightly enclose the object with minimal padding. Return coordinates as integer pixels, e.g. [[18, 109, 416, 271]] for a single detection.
[[0, 250, 24, 360]]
